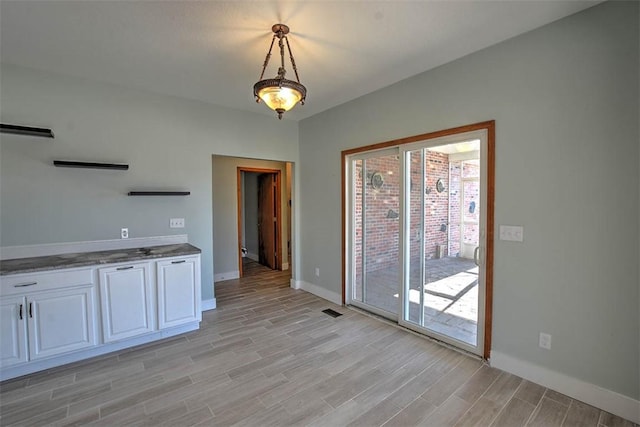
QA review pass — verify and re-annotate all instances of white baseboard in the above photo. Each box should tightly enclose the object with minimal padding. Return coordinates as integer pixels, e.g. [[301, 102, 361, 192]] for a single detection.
[[1, 235, 189, 260], [247, 252, 259, 262], [290, 279, 342, 306], [202, 298, 217, 311], [490, 351, 640, 424], [214, 271, 239, 282]]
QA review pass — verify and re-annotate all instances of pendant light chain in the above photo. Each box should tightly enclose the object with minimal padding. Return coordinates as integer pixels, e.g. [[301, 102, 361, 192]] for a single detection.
[[278, 33, 286, 79], [258, 35, 277, 81], [284, 37, 302, 85]]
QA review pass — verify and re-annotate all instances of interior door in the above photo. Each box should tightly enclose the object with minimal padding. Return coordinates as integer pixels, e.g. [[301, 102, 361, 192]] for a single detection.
[[258, 173, 277, 269], [349, 149, 401, 318]]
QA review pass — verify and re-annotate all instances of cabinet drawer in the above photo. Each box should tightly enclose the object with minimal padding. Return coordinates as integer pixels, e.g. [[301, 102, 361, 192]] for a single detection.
[[0, 269, 94, 297]]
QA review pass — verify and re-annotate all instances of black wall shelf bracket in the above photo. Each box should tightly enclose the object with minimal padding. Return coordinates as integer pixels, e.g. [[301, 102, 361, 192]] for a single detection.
[[128, 191, 190, 196], [1, 123, 54, 138], [53, 160, 129, 170]]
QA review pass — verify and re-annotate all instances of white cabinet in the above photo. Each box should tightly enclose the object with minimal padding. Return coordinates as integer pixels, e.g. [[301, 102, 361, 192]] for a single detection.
[[0, 249, 201, 380], [157, 256, 201, 329], [0, 269, 97, 369], [28, 286, 97, 360], [99, 262, 154, 342], [0, 296, 28, 367]]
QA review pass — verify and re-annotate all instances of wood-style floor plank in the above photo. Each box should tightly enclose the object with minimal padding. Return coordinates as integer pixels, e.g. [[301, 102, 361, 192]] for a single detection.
[[0, 259, 637, 426]]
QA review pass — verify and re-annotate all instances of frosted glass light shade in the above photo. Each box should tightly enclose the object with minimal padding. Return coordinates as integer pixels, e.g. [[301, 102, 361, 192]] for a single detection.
[[253, 77, 307, 119], [258, 86, 303, 112]]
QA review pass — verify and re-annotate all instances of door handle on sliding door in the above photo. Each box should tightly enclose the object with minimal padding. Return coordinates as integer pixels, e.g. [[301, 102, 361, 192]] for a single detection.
[[474, 246, 481, 267]]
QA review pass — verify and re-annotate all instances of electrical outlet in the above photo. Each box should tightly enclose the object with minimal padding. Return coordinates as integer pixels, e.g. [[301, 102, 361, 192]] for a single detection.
[[121, 228, 129, 239], [315, 268, 320, 277], [170, 218, 185, 228], [539, 332, 552, 350]]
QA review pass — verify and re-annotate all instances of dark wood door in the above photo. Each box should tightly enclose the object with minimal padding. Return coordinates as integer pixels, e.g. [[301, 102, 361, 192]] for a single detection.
[[258, 173, 277, 269]]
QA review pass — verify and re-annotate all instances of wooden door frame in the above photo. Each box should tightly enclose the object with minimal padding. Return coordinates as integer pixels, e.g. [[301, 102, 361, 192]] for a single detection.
[[341, 120, 495, 359], [236, 167, 283, 277]]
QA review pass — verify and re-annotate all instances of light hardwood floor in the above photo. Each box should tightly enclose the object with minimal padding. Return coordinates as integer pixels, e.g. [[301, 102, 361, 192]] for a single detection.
[[0, 260, 636, 426]]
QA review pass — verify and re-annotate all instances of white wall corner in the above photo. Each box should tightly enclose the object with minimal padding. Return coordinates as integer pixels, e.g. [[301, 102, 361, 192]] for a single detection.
[[490, 351, 640, 424], [201, 298, 217, 311], [295, 280, 342, 306], [290, 278, 302, 289], [214, 271, 239, 283]]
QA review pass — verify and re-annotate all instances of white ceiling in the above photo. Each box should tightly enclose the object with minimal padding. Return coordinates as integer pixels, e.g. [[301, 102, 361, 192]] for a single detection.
[[0, 1, 600, 121]]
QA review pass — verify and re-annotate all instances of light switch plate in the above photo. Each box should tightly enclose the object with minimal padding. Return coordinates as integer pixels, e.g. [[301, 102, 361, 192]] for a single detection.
[[499, 225, 524, 242], [170, 218, 185, 228]]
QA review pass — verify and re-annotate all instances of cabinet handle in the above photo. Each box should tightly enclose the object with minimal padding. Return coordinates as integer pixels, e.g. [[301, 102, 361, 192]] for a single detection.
[[171, 260, 186, 264], [14, 282, 37, 288], [117, 266, 134, 270], [29, 302, 33, 318], [19, 304, 23, 320]]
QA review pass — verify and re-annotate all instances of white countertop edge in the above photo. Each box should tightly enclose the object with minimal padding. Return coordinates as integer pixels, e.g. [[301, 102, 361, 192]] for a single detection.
[[0, 235, 189, 260]]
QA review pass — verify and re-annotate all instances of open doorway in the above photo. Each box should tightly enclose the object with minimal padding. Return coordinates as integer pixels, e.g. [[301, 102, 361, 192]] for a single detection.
[[211, 156, 292, 283]]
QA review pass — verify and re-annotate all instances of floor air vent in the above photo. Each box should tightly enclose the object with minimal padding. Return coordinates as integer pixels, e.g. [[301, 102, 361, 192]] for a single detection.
[[322, 308, 343, 318]]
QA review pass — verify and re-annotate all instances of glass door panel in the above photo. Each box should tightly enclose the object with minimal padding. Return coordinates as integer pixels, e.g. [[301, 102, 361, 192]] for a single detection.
[[351, 151, 400, 317], [401, 140, 483, 353]]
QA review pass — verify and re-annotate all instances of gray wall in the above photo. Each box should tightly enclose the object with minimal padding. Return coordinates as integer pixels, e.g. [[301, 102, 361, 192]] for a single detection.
[[212, 156, 290, 277], [0, 64, 299, 301], [299, 1, 639, 399]]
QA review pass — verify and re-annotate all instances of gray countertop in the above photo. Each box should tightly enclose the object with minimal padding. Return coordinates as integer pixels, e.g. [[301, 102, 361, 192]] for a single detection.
[[0, 243, 201, 276]]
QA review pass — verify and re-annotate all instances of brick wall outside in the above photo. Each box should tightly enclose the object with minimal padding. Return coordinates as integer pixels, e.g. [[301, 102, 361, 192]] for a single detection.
[[353, 153, 479, 279], [449, 161, 461, 256], [353, 156, 402, 296], [462, 162, 480, 246], [424, 151, 449, 260]]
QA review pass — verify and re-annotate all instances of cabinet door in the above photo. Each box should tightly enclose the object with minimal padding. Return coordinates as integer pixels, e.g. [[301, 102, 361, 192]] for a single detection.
[[99, 263, 154, 342], [157, 256, 201, 329], [0, 296, 28, 367], [27, 286, 97, 360]]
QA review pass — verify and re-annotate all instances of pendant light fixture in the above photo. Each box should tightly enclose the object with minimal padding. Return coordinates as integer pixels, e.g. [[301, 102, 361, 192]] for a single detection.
[[253, 24, 307, 120]]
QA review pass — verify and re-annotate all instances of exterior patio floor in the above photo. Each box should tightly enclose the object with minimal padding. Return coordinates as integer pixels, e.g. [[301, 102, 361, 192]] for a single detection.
[[354, 256, 479, 346]]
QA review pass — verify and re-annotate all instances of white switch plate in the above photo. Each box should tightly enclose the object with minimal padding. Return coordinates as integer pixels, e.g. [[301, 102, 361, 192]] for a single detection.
[[170, 218, 185, 228], [315, 268, 320, 277], [499, 225, 524, 242], [121, 228, 129, 239]]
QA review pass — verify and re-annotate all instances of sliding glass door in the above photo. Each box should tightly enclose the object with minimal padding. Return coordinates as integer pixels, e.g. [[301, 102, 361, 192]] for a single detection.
[[346, 130, 489, 355]]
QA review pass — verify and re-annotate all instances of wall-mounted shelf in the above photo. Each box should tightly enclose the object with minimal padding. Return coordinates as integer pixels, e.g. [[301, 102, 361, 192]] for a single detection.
[[128, 191, 190, 196], [1, 123, 54, 138], [53, 160, 129, 170]]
